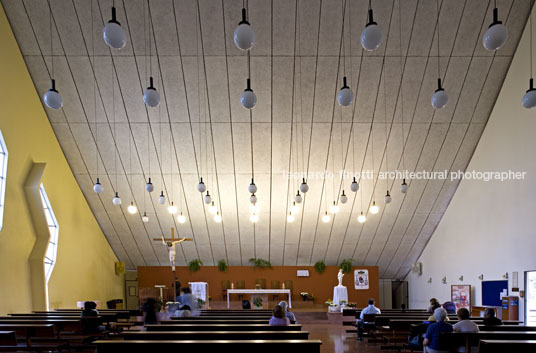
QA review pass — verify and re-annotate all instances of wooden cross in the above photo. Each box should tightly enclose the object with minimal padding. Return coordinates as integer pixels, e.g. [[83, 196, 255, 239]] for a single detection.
[[153, 228, 193, 245]]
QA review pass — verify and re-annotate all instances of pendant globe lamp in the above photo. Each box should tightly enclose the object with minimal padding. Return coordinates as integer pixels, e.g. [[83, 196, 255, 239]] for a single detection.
[[168, 201, 178, 214], [431, 78, 448, 109], [295, 190, 302, 203], [357, 211, 367, 223], [337, 76, 354, 107], [400, 179, 409, 194], [208, 201, 217, 215], [290, 202, 300, 215], [287, 212, 295, 223], [523, 79, 536, 108], [340, 190, 348, 204], [322, 211, 331, 223], [250, 193, 257, 204], [44, 79, 63, 109], [361, 8, 382, 51], [369, 201, 379, 214], [177, 212, 187, 224], [143, 77, 160, 107], [145, 178, 154, 192], [103, 6, 126, 49], [112, 192, 121, 206], [248, 178, 257, 193], [93, 178, 103, 193], [483, 7, 508, 51], [157, 191, 166, 205], [330, 201, 339, 214], [128, 201, 137, 214], [241, 79, 257, 109], [214, 211, 223, 223], [142, 212, 149, 223], [250, 213, 259, 223], [300, 178, 309, 193], [234, 8, 255, 51], [350, 177, 359, 192], [197, 178, 206, 192], [384, 190, 392, 204], [204, 191, 212, 205]]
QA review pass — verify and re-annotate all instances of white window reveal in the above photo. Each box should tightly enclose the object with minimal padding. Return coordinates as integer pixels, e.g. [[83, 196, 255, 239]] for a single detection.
[[39, 183, 58, 309], [0, 130, 8, 231]]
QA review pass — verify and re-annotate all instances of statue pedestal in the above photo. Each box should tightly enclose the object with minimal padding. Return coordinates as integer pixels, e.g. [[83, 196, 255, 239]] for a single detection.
[[333, 285, 348, 309]]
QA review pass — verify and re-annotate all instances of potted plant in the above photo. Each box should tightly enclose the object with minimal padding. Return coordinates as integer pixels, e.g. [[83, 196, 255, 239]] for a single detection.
[[196, 298, 206, 309], [339, 259, 353, 273], [346, 302, 357, 308], [300, 292, 315, 301], [339, 300, 347, 310], [314, 260, 326, 274], [248, 258, 272, 270], [188, 259, 203, 272], [253, 296, 263, 309], [217, 259, 228, 272], [325, 299, 338, 312]]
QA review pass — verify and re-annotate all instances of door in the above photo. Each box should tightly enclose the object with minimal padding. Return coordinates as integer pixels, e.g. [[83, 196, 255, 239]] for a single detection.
[[125, 270, 139, 310]]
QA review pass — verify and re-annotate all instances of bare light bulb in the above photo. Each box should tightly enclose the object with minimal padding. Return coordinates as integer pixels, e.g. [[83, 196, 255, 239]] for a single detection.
[[127, 202, 137, 214], [214, 212, 222, 223], [141, 212, 149, 223], [250, 213, 259, 223], [290, 202, 300, 215], [357, 212, 367, 223], [322, 212, 331, 223], [287, 213, 295, 223], [369, 201, 379, 214], [208, 201, 217, 215], [177, 213, 187, 224], [168, 202, 177, 214], [330, 201, 339, 214]]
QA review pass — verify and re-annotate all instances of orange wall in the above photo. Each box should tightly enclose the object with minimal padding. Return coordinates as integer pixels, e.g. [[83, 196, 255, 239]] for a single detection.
[[138, 266, 378, 306]]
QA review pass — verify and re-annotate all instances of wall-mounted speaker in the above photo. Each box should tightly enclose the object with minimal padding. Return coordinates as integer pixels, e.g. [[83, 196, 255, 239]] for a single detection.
[[115, 262, 125, 275], [411, 262, 422, 276]]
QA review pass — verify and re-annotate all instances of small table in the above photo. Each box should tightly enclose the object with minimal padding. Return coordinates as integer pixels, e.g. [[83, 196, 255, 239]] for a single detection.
[[226, 289, 292, 308]]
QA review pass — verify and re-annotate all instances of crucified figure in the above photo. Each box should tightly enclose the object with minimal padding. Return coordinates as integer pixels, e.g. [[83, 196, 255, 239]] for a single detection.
[[153, 228, 192, 272]]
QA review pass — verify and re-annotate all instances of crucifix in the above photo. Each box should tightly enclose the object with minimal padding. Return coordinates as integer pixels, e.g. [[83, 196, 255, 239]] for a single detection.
[[153, 228, 192, 272]]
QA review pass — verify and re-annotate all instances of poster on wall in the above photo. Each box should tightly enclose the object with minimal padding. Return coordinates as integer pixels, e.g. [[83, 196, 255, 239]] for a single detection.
[[451, 285, 471, 310], [354, 270, 369, 290]]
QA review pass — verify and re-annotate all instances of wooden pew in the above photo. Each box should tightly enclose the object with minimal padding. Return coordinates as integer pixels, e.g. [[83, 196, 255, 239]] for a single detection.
[[145, 324, 302, 331], [95, 339, 322, 353], [122, 330, 309, 340], [0, 331, 16, 346], [479, 325, 536, 331], [0, 323, 69, 352], [441, 331, 536, 352], [170, 316, 270, 321], [163, 319, 269, 324], [480, 339, 536, 353]]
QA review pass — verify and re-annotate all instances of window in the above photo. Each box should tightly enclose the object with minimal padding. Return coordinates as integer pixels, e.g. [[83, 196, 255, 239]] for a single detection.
[[39, 183, 58, 309], [0, 130, 7, 230]]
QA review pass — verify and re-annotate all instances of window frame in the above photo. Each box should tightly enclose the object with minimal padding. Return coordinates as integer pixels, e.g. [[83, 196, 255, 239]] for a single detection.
[[0, 130, 8, 231]]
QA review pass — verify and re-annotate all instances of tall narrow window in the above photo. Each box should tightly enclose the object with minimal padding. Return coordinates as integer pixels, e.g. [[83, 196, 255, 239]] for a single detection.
[[39, 183, 58, 309], [0, 130, 8, 230]]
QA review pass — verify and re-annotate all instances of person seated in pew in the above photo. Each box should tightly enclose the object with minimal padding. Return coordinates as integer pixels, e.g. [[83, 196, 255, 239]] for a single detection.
[[427, 302, 449, 322], [81, 301, 99, 317], [278, 301, 296, 324], [483, 308, 502, 326], [442, 301, 457, 314], [428, 298, 440, 313], [355, 298, 381, 341], [176, 287, 198, 316], [142, 298, 159, 325], [269, 305, 290, 326], [423, 308, 453, 353], [400, 303, 407, 312], [452, 307, 479, 352], [81, 301, 106, 333]]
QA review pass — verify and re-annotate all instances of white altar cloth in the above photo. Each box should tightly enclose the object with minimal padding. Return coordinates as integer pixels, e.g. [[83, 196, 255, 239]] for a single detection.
[[333, 285, 348, 306]]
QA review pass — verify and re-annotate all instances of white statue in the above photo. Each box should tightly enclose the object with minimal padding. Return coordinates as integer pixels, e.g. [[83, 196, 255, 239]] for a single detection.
[[337, 269, 344, 287]]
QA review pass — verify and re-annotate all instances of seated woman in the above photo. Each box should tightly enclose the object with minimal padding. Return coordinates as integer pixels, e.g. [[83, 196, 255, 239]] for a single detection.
[[427, 302, 449, 322], [269, 305, 290, 326], [278, 301, 296, 323], [423, 308, 453, 353], [453, 308, 479, 353]]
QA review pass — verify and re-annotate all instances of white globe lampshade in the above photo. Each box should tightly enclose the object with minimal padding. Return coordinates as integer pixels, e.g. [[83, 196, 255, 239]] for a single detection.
[[168, 202, 178, 214], [93, 178, 103, 193], [248, 179, 257, 193], [522, 79, 536, 109], [208, 201, 217, 215], [295, 191, 302, 203], [330, 202, 339, 214], [145, 178, 154, 192], [112, 192, 121, 206], [103, 7, 126, 49], [177, 213, 187, 224], [290, 202, 300, 215], [143, 77, 160, 107], [250, 193, 257, 204], [369, 201, 379, 214], [400, 179, 409, 194], [157, 191, 166, 205], [483, 8, 507, 51], [250, 213, 259, 223], [142, 212, 149, 223], [357, 212, 367, 223], [241, 79, 257, 109], [197, 178, 206, 193], [287, 213, 295, 223], [44, 79, 63, 110], [360, 9, 382, 51], [214, 212, 222, 223], [340, 191, 348, 204], [127, 202, 137, 214], [337, 77, 354, 107], [204, 192, 212, 204], [350, 177, 359, 192], [385, 191, 392, 204], [431, 78, 448, 109], [299, 179, 309, 193], [322, 212, 331, 223], [233, 8, 255, 50]]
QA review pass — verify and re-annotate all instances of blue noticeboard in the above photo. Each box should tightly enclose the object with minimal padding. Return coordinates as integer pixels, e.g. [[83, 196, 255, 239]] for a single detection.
[[482, 280, 508, 307]]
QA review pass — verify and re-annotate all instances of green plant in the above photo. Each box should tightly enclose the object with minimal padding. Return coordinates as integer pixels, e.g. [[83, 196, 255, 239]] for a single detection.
[[188, 259, 203, 272], [324, 299, 336, 307], [248, 258, 272, 270], [196, 298, 206, 308], [253, 297, 263, 308], [340, 259, 353, 274], [217, 259, 228, 272], [314, 260, 326, 274]]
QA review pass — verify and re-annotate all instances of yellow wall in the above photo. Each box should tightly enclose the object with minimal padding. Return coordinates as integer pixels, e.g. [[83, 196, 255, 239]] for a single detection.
[[0, 3, 124, 314]]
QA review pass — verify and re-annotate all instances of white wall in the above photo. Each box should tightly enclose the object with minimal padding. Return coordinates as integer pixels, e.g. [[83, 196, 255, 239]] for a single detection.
[[407, 9, 536, 321]]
